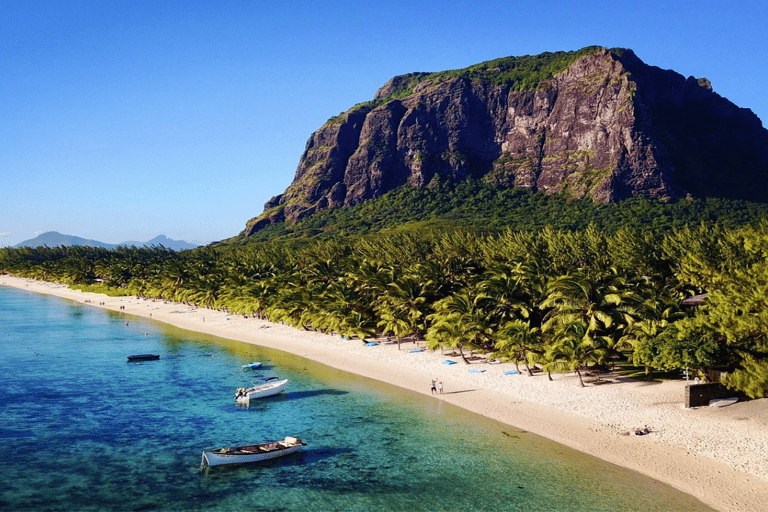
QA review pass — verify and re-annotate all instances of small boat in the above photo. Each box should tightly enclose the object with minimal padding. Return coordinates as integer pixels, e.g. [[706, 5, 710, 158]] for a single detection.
[[127, 354, 160, 362], [709, 397, 738, 407], [201, 436, 306, 467], [235, 377, 288, 403], [242, 362, 262, 369]]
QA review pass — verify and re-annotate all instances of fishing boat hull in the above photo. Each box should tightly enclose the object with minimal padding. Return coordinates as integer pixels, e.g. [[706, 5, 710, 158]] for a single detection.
[[235, 378, 288, 403], [709, 397, 738, 407], [127, 354, 160, 361], [201, 437, 306, 467]]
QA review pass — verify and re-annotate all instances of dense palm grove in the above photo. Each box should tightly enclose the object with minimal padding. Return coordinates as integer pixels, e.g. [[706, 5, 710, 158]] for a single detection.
[[3, 222, 768, 398]]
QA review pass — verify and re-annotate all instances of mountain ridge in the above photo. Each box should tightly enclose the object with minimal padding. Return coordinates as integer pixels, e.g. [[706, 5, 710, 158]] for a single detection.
[[14, 232, 198, 251]]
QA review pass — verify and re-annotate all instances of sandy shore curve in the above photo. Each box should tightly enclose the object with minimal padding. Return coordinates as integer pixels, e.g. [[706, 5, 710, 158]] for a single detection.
[[3, 275, 767, 511]]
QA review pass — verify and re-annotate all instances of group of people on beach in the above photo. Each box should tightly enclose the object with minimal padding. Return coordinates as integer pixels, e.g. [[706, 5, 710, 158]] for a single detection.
[[430, 379, 444, 394]]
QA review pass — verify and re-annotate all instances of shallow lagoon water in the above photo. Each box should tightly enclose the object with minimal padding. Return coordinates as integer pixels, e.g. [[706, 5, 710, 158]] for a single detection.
[[0, 286, 712, 511]]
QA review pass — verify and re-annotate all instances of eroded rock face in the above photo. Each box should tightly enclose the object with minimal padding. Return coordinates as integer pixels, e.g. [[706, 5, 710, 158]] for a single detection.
[[244, 47, 768, 235]]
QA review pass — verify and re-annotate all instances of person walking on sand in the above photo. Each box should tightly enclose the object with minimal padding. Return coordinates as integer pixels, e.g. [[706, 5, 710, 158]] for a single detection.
[[430, 379, 437, 394], [438, 382, 444, 394]]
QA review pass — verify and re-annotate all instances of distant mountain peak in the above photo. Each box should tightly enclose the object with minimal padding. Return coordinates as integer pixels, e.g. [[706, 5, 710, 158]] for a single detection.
[[15, 232, 199, 250]]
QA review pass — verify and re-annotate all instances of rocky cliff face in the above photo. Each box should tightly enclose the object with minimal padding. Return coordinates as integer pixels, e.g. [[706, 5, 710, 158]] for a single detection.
[[245, 47, 768, 235]]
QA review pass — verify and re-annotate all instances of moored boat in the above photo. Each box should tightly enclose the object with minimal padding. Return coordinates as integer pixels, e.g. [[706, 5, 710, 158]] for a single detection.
[[709, 397, 739, 407], [242, 362, 262, 369], [127, 354, 160, 362], [234, 377, 288, 403], [201, 436, 306, 467]]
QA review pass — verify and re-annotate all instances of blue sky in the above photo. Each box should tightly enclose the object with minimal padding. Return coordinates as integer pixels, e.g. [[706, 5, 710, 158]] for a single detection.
[[2, 0, 767, 247]]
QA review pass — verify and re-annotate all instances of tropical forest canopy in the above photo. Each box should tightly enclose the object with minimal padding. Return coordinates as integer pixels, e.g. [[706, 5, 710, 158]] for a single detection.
[[229, 179, 768, 243], [3, 202, 768, 398]]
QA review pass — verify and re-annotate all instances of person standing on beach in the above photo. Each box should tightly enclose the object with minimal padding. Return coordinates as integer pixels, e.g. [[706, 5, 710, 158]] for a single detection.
[[430, 379, 437, 394], [438, 382, 444, 394]]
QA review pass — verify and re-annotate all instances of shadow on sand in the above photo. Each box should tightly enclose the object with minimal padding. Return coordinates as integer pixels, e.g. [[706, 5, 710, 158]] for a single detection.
[[441, 389, 475, 395]]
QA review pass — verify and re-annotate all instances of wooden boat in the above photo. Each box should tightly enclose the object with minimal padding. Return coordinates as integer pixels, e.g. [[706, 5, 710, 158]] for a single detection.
[[242, 362, 262, 369], [234, 377, 288, 403], [709, 397, 738, 407], [126, 354, 160, 362], [201, 436, 306, 467]]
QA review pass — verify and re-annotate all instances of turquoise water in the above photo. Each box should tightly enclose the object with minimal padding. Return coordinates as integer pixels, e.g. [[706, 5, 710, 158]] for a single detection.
[[0, 286, 712, 512]]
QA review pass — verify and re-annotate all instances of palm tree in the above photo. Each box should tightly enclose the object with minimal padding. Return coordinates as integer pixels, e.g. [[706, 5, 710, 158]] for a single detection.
[[338, 310, 378, 343], [425, 313, 471, 363], [541, 268, 639, 359], [475, 262, 537, 325], [544, 320, 611, 387], [238, 280, 276, 319], [268, 273, 313, 327], [493, 319, 546, 377], [376, 273, 428, 349], [426, 290, 491, 363], [620, 281, 686, 365]]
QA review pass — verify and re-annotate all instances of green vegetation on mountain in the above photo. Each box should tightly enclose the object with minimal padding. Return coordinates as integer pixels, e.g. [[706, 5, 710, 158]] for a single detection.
[[413, 46, 606, 91], [229, 179, 768, 244], [387, 47, 605, 103], [330, 47, 607, 124]]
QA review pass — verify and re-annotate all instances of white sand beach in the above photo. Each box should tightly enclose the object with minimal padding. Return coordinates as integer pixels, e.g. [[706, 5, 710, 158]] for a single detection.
[[3, 275, 767, 511]]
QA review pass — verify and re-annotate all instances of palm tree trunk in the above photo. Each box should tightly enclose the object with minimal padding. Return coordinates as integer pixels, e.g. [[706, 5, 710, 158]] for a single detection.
[[457, 344, 470, 364], [524, 362, 534, 377]]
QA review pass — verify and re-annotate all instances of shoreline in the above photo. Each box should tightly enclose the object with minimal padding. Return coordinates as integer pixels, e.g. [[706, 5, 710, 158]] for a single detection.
[[3, 275, 767, 511]]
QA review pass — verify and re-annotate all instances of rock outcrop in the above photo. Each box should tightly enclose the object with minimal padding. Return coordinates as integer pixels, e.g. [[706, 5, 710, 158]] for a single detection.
[[244, 47, 768, 235]]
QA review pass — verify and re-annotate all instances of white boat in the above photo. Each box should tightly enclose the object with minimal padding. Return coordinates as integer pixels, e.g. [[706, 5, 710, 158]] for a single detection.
[[234, 377, 288, 403], [709, 397, 738, 407], [242, 362, 262, 369], [201, 436, 306, 467]]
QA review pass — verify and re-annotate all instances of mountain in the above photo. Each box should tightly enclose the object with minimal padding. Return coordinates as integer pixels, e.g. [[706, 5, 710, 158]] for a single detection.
[[117, 235, 199, 251], [15, 232, 198, 251], [15, 232, 114, 249], [242, 46, 768, 237]]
